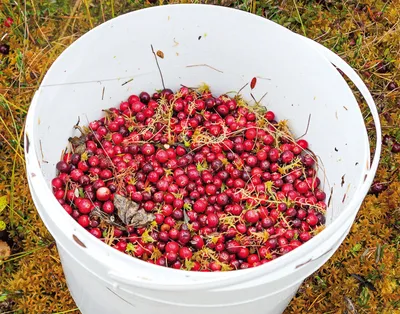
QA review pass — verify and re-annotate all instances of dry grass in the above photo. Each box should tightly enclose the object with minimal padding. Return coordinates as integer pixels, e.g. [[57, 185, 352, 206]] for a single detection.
[[0, 0, 399, 313]]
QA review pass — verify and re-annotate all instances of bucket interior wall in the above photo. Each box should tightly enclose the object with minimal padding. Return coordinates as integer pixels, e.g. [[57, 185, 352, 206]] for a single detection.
[[31, 5, 370, 229]]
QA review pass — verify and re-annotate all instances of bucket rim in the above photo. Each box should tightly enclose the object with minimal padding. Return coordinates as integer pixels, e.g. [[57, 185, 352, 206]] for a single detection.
[[24, 3, 381, 289]]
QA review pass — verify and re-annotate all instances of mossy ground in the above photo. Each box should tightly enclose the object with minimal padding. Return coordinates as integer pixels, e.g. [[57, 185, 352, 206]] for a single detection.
[[0, 0, 399, 313]]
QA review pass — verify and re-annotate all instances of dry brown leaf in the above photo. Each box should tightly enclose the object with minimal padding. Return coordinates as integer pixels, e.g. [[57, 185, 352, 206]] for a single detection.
[[114, 194, 155, 228], [0, 240, 11, 261], [344, 296, 358, 314]]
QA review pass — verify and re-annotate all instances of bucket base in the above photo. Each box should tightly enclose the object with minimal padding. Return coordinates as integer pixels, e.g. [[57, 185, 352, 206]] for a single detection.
[[59, 244, 300, 314]]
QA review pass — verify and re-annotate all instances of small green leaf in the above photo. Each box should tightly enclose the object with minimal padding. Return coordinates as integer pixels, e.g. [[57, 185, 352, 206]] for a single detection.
[[183, 203, 192, 211], [0, 294, 7, 302], [351, 243, 362, 255], [126, 243, 135, 252], [356, 34, 363, 46], [375, 244, 384, 263], [79, 188, 85, 198], [358, 286, 370, 306], [0, 195, 8, 213], [221, 183, 227, 192], [0, 221, 6, 231]]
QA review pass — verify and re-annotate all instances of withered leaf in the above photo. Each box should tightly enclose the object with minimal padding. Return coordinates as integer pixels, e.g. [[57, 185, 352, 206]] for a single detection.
[[68, 135, 86, 146], [0, 240, 11, 261], [82, 126, 91, 134], [343, 296, 358, 314], [68, 125, 90, 154], [102, 109, 117, 119], [156, 50, 164, 59], [68, 133, 87, 154], [350, 274, 377, 292], [90, 206, 124, 229], [114, 194, 155, 228], [75, 144, 86, 155]]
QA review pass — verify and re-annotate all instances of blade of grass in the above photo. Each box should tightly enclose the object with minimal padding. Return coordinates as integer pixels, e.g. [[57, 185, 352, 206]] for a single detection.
[[0, 116, 20, 148], [0, 94, 28, 114], [100, 0, 106, 22], [293, 0, 307, 37], [9, 126, 26, 226], [35, 0, 83, 90], [83, 0, 94, 28], [52, 308, 79, 314], [5, 101, 20, 142], [0, 133, 25, 163], [0, 244, 50, 263], [111, 0, 115, 18]]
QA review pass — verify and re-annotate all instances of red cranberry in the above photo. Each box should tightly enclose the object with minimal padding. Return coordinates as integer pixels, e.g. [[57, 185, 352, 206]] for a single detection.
[[266, 238, 277, 249], [392, 142, 400, 153], [179, 247, 193, 259], [302, 154, 315, 167], [247, 254, 260, 265], [178, 229, 191, 245], [206, 213, 219, 228], [244, 210, 260, 224], [164, 242, 178, 254], [261, 217, 274, 228], [141, 143, 155, 155], [281, 151, 294, 164], [295, 181, 309, 194], [4, 17, 13, 27], [265, 111, 275, 121], [96, 187, 111, 201], [299, 232, 311, 242], [306, 214, 318, 226], [316, 213, 326, 225], [193, 199, 207, 213], [369, 182, 386, 195], [169, 228, 179, 239], [102, 201, 114, 214], [388, 82, 398, 91], [176, 175, 189, 187], [226, 240, 240, 254], [297, 139, 308, 149], [237, 247, 250, 259], [0, 44, 10, 55], [56, 161, 70, 173], [77, 198, 92, 214], [62, 204, 73, 215], [166, 252, 178, 263], [155, 150, 169, 163], [90, 228, 102, 238], [78, 215, 90, 228], [52, 178, 64, 190]]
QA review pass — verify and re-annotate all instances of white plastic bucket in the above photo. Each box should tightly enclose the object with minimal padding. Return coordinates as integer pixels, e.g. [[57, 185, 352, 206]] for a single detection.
[[24, 4, 381, 314]]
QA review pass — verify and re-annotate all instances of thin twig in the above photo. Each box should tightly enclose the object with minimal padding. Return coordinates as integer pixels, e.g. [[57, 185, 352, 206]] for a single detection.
[[296, 114, 312, 139], [258, 91, 269, 104], [151, 44, 165, 89], [237, 82, 249, 95], [186, 64, 223, 73]]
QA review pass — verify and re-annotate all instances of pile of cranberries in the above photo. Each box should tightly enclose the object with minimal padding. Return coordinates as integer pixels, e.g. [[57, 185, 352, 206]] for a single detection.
[[52, 86, 327, 271]]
